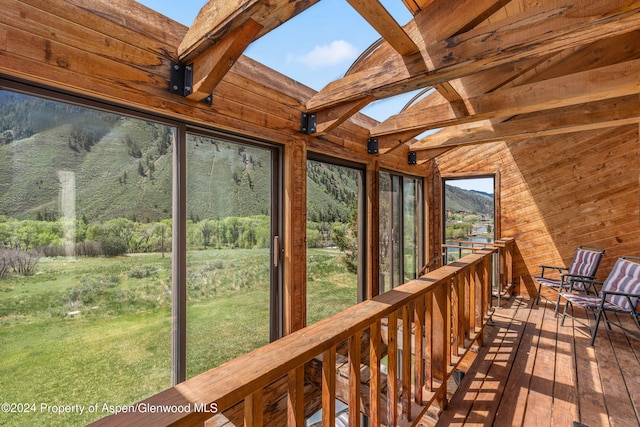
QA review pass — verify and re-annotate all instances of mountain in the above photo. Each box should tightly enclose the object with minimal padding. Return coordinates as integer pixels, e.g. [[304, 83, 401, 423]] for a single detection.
[[444, 185, 494, 216], [0, 91, 491, 224]]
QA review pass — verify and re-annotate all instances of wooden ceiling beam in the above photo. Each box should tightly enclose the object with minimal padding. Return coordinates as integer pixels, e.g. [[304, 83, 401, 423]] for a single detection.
[[346, 0, 420, 56], [411, 95, 640, 149], [186, 18, 262, 101], [309, 0, 515, 135], [370, 58, 640, 137], [178, 0, 320, 63], [305, 0, 640, 113]]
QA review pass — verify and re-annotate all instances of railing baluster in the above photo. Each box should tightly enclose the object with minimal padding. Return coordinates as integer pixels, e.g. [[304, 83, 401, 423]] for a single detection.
[[402, 303, 412, 421], [349, 331, 361, 427], [425, 290, 433, 393], [244, 389, 263, 427], [432, 284, 448, 409], [369, 321, 381, 427], [452, 274, 460, 358], [287, 365, 304, 426], [474, 262, 484, 347], [322, 347, 336, 427], [464, 268, 471, 343], [387, 310, 398, 425], [414, 295, 425, 406]]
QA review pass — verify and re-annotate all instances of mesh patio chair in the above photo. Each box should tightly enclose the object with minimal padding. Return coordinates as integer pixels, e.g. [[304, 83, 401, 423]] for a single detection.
[[534, 245, 605, 313], [560, 256, 640, 346]]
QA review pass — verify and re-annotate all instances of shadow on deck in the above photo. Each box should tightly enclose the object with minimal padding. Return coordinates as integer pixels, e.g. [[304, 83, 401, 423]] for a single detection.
[[433, 296, 640, 427]]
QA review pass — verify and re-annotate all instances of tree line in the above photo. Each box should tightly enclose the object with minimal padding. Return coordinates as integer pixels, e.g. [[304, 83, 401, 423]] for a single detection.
[[0, 215, 353, 259]]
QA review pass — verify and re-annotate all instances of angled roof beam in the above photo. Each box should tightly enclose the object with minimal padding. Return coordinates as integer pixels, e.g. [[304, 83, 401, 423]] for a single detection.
[[370, 58, 640, 137], [186, 19, 263, 101], [411, 95, 640, 149], [175, 0, 319, 101], [377, 29, 640, 153], [178, 0, 320, 62], [346, 0, 420, 56], [307, 0, 510, 136], [305, 0, 640, 112]]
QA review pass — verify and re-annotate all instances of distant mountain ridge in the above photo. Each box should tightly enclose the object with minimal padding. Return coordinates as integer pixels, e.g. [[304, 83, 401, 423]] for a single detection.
[[0, 91, 492, 224], [445, 185, 494, 216]]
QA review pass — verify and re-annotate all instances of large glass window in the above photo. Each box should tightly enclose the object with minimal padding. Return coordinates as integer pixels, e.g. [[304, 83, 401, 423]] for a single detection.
[[185, 132, 280, 378], [379, 172, 423, 292], [0, 88, 174, 425], [306, 158, 364, 325], [443, 177, 495, 263]]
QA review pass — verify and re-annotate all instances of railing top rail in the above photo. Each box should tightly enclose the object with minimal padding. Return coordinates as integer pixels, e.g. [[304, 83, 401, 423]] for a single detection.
[[89, 247, 497, 427]]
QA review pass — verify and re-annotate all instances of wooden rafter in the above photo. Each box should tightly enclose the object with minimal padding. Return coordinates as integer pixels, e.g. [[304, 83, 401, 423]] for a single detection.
[[411, 95, 640, 149], [175, 0, 320, 101], [186, 18, 263, 101], [305, 0, 640, 112], [346, 0, 419, 56], [307, 0, 512, 135], [370, 58, 640, 136], [178, 0, 320, 62]]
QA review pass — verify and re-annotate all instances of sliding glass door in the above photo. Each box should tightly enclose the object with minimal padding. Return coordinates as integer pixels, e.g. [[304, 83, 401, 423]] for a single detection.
[[379, 171, 423, 293], [185, 131, 281, 378]]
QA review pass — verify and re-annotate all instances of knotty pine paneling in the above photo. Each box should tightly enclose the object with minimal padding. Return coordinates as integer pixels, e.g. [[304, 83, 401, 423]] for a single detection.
[[435, 124, 640, 296]]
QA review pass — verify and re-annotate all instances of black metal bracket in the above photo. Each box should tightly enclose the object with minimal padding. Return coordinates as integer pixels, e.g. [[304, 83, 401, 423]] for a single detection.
[[408, 151, 417, 165], [367, 138, 379, 154], [300, 112, 317, 134], [170, 62, 193, 97], [169, 62, 212, 105]]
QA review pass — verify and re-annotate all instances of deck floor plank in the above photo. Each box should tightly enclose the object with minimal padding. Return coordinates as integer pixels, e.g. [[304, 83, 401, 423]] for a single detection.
[[492, 297, 544, 426], [433, 296, 640, 427]]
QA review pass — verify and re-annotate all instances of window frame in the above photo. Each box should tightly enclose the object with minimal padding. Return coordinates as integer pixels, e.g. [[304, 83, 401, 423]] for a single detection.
[[0, 77, 285, 386], [379, 169, 425, 292]]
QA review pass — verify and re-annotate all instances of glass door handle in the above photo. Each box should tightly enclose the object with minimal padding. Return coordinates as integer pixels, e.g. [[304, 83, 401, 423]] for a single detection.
[[273, 236, 280, 267]]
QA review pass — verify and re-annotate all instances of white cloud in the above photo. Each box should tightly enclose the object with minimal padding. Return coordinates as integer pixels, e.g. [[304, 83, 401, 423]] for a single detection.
[[292, 40, 358, 68]]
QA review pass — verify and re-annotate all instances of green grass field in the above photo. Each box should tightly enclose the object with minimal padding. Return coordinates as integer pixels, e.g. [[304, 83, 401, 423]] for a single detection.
[[0, 248, 355, 426]]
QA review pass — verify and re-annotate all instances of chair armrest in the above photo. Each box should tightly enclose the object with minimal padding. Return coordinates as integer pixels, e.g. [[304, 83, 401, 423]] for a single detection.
[[567, 278, 603, 293], [560, 274, 597, 291], [601, 290, 640, 298], [540, 265, 569, 277]]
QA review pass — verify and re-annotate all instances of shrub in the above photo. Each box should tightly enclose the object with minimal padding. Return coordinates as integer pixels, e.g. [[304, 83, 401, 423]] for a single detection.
[[6, 248, 41, 276], [100, 236, 128, 257]]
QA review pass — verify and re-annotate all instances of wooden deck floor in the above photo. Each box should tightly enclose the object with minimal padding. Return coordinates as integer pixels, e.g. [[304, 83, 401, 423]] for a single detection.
[[433, 295, 640, 427]]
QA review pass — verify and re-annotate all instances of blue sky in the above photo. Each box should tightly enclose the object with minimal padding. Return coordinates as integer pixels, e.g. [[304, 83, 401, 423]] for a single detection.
[[136, 1, 494, 194], [137, 0, 416, 120]]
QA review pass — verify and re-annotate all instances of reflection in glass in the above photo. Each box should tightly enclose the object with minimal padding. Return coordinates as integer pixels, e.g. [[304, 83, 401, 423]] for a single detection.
[[0, 90, 173, 425], [306, 159, 361, 325], [379, 172, 422, 293], [185, 133, 273, 378]]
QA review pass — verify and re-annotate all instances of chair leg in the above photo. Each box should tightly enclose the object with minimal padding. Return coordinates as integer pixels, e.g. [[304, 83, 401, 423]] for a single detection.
[[536, 283, 542, 305], [590, 308, 603, 346], [602, 310, 612, 330], [554, 293, 563, 316], [561, 301, 570, 326]]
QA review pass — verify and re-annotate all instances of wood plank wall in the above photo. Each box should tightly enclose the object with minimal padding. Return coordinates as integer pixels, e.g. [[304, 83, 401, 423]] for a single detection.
[[435, 124, 640, 296], [0, 0, 432, 330]]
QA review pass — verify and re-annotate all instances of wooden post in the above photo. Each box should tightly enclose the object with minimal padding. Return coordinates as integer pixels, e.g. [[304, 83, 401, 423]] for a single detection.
[[284, 142, 307, 334]]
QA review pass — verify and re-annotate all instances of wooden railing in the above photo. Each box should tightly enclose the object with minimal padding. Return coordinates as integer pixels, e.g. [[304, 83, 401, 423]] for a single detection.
[[90, 240, 515, 427]]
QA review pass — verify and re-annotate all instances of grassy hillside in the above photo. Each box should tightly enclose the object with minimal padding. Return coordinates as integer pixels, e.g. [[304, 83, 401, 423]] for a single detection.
[[444, 184, 494, 216], [0, 91, 490, 225]]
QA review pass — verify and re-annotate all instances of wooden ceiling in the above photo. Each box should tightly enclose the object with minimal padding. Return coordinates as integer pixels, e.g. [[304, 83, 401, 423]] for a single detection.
[[175, 0, 640, 162]]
